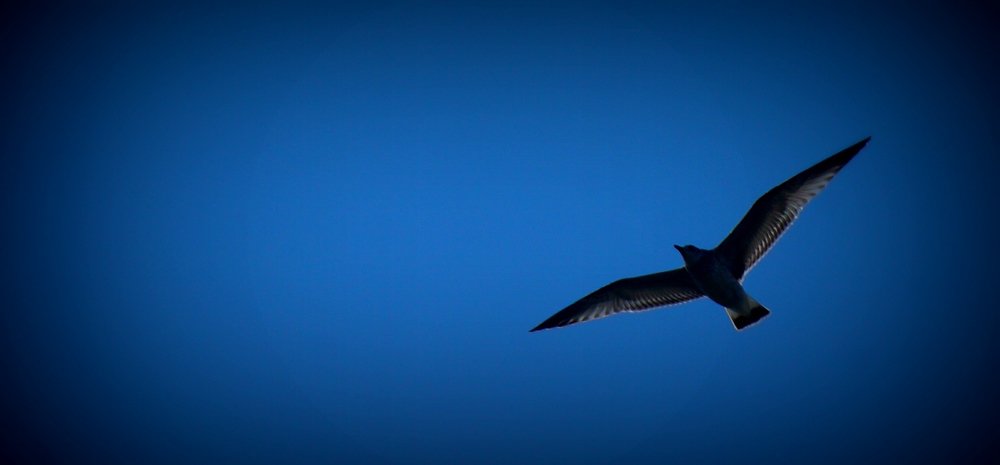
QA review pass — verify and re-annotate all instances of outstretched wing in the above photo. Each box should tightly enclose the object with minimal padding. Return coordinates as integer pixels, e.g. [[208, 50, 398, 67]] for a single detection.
[[716, 137, 870, 279], [530, 268, 702, 331]]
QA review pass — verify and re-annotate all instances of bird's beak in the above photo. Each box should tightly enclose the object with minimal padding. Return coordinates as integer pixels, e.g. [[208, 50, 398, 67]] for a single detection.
[[673, 244, 682, 252]]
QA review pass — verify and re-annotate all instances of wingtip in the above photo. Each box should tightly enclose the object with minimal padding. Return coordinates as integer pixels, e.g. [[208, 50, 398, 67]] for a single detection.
[[850, 136, 872, 151], [531, 315, 566, 332], [531, 321, 560, 332], [531, 319, 566, 332], [830, 136, 871, 165]]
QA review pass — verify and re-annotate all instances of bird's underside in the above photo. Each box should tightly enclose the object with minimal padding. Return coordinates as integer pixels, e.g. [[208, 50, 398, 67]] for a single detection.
[[531, 136, 870, 332]]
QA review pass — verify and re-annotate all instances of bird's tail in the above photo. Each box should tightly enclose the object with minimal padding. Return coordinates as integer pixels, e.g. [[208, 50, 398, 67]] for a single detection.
[[725, 295, 771, 330]]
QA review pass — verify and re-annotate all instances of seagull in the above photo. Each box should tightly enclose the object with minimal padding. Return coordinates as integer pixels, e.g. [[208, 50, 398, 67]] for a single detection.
[[531, 137, 870, 332]]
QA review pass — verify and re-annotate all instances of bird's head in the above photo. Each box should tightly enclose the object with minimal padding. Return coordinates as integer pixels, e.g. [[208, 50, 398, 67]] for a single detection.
[[673, 244, 704, 264]]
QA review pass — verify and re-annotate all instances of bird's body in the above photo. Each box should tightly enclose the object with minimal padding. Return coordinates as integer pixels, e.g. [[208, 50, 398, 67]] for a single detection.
[[677, 246, 745, 310], [531, 137, 871, 332], [675, 245, 770, 329]]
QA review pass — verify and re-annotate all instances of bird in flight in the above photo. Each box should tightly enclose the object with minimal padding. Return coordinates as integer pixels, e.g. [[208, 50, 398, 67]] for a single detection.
[[531, 137, 870, 332]]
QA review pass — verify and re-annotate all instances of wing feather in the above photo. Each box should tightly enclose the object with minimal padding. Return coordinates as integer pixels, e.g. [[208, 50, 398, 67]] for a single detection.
[[530, 268, 703, 331], [716, 137, 870, 279]]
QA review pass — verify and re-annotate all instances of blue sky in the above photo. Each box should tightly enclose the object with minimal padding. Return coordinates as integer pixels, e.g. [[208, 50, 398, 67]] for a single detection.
[[3, 2, 998, 463]]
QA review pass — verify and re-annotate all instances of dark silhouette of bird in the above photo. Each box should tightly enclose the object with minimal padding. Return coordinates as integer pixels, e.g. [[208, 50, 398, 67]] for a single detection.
[[531, 137, 870, 332]]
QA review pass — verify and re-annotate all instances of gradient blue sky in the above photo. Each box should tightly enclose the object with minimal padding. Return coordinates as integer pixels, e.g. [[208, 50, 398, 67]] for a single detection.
[[3, 2, 998, 464]]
